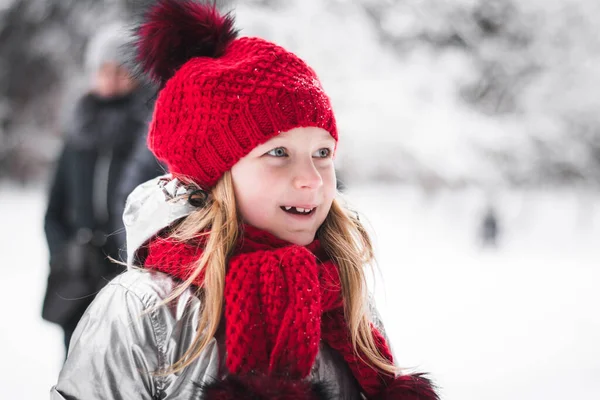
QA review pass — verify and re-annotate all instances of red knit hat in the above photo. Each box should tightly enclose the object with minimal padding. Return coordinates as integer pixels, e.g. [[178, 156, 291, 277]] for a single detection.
[[135, 0, 338, 188]]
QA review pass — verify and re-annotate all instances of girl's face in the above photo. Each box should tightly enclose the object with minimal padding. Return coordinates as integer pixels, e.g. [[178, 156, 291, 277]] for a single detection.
[[231, 127, 337, 246]]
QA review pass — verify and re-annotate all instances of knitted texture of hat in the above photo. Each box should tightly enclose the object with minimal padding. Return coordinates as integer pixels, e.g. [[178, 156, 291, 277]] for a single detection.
[[144, 225, 439, 400], [150, 37, 337, 188], [134, 0, 337, 189]]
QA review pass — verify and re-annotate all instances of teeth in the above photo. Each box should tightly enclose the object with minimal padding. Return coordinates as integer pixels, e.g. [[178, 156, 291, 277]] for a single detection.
[[282, 206, 314, 214]]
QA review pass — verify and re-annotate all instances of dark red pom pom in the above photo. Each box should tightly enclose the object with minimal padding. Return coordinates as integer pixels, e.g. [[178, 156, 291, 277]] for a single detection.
[[199, 374, 334, 400], [376, 374, 440, 400], [134, 0, 238, 86]]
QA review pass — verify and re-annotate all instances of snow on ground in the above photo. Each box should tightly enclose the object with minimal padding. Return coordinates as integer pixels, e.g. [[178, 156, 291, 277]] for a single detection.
[[1, 184, 598, 399], [346, 185, 600, 400], [0, 184, 63, 400]]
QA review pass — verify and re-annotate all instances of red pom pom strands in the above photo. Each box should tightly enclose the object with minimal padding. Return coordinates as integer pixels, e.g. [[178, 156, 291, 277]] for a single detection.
[[135, 0, 238, 87]]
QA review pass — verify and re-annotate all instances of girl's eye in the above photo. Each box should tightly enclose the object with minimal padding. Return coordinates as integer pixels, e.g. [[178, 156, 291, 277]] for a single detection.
[[266, 147, 288, 157], [313, 148, 331, 158]]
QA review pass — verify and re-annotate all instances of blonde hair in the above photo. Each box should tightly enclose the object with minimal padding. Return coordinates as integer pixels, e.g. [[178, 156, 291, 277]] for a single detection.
[[156, 171, 398, 375]]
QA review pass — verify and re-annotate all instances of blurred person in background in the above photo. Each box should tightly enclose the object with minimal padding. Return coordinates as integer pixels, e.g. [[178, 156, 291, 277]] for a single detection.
[[41, 23, 154, 355], [480, 205, 500, 248], [114, 129, 165, 260]]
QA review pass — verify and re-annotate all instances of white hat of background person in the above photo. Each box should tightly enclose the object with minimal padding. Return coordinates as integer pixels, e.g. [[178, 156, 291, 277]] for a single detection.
[[85, 22, 132, 74]]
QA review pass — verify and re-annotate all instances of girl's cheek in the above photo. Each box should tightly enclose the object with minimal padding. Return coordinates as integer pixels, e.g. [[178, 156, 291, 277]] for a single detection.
[[259, 165, 286, 181]]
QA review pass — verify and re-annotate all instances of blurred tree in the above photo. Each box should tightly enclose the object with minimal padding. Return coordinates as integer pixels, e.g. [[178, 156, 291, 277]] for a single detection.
[[352, 0, 600, 187], [2, 0, 600, 187], [0, 0, 232, 184], [0, 0, 128, 183]]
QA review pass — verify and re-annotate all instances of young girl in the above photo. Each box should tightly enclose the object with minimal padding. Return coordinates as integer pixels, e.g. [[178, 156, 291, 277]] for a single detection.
[[51, 1, 439, 399]]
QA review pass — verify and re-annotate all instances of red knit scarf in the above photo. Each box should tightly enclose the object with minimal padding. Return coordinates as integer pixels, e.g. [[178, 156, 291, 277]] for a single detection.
[[144, 225, 437, 399]]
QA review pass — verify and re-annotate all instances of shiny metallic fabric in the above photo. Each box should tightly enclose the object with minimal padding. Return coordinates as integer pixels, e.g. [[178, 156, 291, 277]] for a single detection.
[[51, 268, 362, 399], [122, 175, 195, 267]]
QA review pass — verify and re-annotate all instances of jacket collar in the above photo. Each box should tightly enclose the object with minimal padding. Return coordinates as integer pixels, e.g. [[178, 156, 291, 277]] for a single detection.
[[123, 174, 195, 267]]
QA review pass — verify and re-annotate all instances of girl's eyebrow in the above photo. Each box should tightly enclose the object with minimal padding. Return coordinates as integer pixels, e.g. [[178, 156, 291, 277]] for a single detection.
[[257, 133, 336, 151], [319, 137, 337, 145], [269, 135, 335, 144]]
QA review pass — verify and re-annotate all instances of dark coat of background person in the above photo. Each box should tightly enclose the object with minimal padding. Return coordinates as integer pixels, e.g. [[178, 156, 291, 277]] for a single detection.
[[42, 88, 154, 350], [114, 128, 166, 257]]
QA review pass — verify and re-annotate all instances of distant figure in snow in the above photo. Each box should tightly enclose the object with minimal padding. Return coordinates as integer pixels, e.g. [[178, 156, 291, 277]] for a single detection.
[[41, 23, 153, 356], [480, 206, 500, 247]]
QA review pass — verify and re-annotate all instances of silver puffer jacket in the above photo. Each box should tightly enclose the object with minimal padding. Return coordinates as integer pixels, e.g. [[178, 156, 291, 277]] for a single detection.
[[51, 176, 386, 399]]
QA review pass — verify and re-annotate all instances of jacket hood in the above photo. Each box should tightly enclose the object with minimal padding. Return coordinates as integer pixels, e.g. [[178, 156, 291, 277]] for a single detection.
[[122, 174, 196, 267]]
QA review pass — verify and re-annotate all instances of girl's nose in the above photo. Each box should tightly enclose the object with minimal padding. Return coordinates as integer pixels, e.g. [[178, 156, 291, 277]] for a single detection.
[[293, 160, 323, 190]]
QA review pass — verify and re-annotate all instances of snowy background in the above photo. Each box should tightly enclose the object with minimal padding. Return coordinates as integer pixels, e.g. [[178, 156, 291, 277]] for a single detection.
[[1, 0, 599, 399]]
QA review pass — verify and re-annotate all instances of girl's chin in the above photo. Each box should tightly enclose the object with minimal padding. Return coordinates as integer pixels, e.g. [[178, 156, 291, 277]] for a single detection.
[[274, 229, 316, 246]]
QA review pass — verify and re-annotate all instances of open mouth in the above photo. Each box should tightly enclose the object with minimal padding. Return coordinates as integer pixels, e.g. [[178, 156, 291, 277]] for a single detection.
[[280, 206, 316, 216]]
